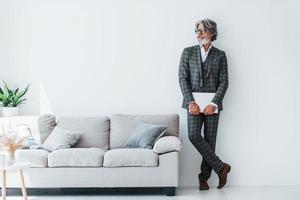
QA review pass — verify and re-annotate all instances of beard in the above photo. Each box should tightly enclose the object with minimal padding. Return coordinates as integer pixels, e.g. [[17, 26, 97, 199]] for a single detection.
[[198, 37, 210, 45]]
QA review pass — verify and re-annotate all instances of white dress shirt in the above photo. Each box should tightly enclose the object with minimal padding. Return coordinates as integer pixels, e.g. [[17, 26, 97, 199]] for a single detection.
[[200, 43, 212, 62], [199, 44, 218, 109]]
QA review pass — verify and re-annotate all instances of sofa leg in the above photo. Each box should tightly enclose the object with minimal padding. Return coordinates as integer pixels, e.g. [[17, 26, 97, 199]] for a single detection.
[[165, 187, 176, 196]]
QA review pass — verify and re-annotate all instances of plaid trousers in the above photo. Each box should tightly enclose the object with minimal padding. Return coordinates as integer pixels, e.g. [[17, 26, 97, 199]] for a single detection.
[[187, 110, 224, 180]]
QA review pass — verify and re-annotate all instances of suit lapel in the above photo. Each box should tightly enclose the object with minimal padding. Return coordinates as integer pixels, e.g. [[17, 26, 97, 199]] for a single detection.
[[205, 46, 216, 78], [194, 45, 203, 87]]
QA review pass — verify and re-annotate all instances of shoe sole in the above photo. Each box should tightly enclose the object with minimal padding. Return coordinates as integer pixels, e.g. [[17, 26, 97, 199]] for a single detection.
[[199, 188, 209, 191]]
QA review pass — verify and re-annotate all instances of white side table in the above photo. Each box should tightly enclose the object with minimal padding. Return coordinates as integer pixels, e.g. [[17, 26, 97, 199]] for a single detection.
[[0, 162, 30, 200]]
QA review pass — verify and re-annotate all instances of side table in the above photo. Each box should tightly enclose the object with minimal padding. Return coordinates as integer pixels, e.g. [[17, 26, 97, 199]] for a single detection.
[[0, 162, 30, 200]]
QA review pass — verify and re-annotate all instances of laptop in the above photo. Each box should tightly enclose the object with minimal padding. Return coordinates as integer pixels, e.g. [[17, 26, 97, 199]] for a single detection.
[[190, 92, 219, 113]]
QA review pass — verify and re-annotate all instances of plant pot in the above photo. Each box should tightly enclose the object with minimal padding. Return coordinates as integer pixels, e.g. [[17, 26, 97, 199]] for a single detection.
[[2, 107, 19, 117]]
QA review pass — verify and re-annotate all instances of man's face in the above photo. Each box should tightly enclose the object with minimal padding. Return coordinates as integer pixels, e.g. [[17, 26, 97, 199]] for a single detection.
[[196, 23, 212, 44]]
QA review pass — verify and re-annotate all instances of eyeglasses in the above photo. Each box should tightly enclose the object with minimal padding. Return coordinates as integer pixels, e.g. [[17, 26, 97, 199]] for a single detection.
[[195, 29, 207, 35]]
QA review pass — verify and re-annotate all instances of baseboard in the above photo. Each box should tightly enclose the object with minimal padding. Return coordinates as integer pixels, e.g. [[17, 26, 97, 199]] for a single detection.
[[1, 187, 176, 196]]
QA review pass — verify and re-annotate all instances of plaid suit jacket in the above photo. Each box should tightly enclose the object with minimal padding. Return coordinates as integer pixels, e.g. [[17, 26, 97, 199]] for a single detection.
[[178, 45, 229, 111]]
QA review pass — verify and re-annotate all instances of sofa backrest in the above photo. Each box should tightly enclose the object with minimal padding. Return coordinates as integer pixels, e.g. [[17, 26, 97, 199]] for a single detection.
[[1, 114, 179, 150], [109, 114, 179, 149], [57, 116, 110, 150]]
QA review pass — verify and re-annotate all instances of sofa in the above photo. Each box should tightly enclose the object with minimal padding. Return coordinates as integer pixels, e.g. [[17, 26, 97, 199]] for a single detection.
[[0, 113, 182, 196]]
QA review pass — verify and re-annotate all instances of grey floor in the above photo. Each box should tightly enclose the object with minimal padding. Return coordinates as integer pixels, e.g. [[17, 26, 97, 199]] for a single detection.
[[3, 186, 300, 200]]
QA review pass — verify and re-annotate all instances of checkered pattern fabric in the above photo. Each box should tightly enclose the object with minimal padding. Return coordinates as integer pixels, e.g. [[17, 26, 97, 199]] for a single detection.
[[179, 45, 229, 180], [187, 110, 224, 180], [178, 45, 229, 111]]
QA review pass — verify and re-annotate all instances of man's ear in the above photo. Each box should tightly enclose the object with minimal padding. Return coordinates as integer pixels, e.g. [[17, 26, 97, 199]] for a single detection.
[[208, 33, 213, 41]]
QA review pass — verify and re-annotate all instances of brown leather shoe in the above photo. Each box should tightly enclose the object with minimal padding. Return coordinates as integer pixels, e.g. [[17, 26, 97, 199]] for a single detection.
[[198, 174, 209, 190], [217, 163, 231, 189], [199, 179, 209, 190]]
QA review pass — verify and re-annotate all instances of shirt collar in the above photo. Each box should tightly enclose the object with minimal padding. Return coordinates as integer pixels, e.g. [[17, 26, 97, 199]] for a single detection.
[[200, 43, 212, 54]]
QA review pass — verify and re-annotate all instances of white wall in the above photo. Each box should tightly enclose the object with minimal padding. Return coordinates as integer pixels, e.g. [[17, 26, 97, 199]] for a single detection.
[[1, 0, 300, 187], [0, 0, 11, 84]]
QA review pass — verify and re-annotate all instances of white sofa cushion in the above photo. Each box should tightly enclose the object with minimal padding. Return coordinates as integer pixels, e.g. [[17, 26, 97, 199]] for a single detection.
[[56, 116, 110, 149], [153, 136, 183, 154], [15, 149, 49, 167], [103, 148, 158, 167], [48, 148, 106, 167], [110, 114, 179, 149]]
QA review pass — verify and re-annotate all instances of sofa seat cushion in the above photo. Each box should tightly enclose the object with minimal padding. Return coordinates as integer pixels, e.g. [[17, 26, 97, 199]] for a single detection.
[[103, 148, 158, 167], [15, 149, 49, 167], [48, 148, 106, 167]]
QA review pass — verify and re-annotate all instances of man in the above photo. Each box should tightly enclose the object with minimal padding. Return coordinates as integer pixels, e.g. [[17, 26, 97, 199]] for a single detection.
[[178, 18, 231, 190]]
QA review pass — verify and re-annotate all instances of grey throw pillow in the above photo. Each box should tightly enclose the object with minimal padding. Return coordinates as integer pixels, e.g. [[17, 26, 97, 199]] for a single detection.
[[42, 126, 83, 152], [38, 114, 56, 143], [125, 122, 167, 149]]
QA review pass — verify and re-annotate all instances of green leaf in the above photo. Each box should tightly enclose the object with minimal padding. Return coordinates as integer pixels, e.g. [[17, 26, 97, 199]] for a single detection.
[[14, 88, 19, 95], [16, 84, 29, 99], [2, 80, 10, 97], [3, 80, 13, 96], [14, 98, 27, 107]]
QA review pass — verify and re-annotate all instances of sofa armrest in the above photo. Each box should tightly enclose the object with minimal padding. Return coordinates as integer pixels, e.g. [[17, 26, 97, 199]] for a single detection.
[[153, 136, 183, 154]]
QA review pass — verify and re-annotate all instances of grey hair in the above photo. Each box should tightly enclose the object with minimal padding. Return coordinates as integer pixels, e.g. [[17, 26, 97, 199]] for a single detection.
[[195, 18, 218, 41]]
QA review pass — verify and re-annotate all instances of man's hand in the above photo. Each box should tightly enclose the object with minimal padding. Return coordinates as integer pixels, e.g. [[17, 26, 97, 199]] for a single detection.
[[188, 101, 201, 115], [203, 104, 217, 115]]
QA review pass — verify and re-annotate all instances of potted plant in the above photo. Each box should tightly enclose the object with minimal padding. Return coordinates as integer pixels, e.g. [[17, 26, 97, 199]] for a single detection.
[[0, 80, 30, 117]]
